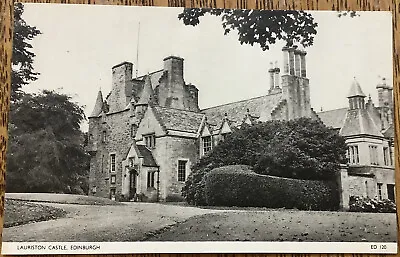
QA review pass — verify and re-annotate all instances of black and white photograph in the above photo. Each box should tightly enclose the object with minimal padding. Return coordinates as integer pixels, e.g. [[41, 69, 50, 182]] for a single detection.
[[2, 3, 397, 254]]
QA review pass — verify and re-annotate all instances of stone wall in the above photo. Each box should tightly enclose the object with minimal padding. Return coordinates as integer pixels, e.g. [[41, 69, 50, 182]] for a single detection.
[[152, 136, 199, 200], [88, 110, 132, 200]]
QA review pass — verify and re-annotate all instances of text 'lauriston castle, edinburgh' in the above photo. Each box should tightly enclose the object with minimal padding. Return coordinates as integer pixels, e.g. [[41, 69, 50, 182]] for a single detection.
[[87, 47, 395, 208]]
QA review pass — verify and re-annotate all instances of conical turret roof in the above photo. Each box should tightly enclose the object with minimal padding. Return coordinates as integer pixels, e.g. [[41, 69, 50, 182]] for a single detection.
[[347, 78, 366, 98], [137, 74, 154, 105], [89, 90, 104, 117]]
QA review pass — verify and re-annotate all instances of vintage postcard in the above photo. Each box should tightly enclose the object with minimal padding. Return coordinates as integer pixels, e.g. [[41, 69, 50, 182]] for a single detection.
[[2, 3, 397, 254]]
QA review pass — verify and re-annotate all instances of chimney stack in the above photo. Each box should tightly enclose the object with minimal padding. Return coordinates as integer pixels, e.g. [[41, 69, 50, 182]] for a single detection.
[[274, 61, 280, 88], [294, 49, 301, 76], [268, 62, 275, 91]]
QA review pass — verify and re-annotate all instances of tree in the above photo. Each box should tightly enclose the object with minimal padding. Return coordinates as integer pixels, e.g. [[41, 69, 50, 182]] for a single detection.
[[178, 9, 358, 51], [12, 3, 41, 101], [178, 9, 318, 50], [182, 118, 347, 205], [7, 90, 89, 193]]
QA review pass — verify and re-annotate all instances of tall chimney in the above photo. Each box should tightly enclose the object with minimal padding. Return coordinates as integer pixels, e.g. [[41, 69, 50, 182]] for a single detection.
[[288, 47, 295, 75], [109, 62, 133, 112], [162, 56, 186, 110], [274, 61, 280, 88], [282, 46, 290, 75], [294, 49, 301, 76], [268, 62, 275, 91], [300, 50, 307, 77]]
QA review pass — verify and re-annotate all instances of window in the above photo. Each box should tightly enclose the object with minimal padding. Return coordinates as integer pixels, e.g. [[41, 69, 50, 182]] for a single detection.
[[147, 171, 155, 188], [128, 157, 135, 168], [110, 154, 116, 173], [110, 175, 116, 184], [143, 134, 156, 148], [389, 147, 394, 166], [387, 184, 395, 202], [177, 160, 187, 182], [369, 145, 379, 165], [202, 136, 212, 155], [130, 124, 136, 138], [383, 147, 389, 166], [347, 145, 359, 164], [102, 131, 107, 143], [377, 183, 383, 200]]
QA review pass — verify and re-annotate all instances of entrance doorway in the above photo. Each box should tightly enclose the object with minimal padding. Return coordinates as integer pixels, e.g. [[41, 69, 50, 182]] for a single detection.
[[129, 170, 137, 200]]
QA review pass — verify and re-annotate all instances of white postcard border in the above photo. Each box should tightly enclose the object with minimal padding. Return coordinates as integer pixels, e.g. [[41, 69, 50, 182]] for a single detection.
[[1, 242, 397, 255]]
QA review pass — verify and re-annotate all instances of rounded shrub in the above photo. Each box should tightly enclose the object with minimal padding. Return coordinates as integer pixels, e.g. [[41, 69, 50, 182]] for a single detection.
[[204, 165, 340, 211]]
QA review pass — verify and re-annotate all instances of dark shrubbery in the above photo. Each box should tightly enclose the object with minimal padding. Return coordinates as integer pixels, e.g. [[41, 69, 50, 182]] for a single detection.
[[349, 196, 396, 213], [204, 165, 340, 211], [182, 118, 347, 206]]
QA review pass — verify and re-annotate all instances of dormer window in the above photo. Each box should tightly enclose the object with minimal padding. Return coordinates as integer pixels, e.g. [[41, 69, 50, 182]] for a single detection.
[[143, 133, 156, 148]]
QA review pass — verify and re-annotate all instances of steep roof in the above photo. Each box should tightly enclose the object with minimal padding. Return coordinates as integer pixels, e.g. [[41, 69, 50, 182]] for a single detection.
[[137, 75, 154, 105], [153, 105, 204, 133], [136, 145, 158, 167], [136, 69, 164, 89], [202, 93, 282, 128], [340, 109, 383, 137], [316, 108, 348, 129], [89, 90, 103, 118], [348, 79, 366, 98]]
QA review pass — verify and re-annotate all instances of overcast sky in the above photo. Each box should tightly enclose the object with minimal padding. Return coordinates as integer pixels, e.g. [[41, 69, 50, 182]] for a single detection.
[[22, 4, 393, 130]]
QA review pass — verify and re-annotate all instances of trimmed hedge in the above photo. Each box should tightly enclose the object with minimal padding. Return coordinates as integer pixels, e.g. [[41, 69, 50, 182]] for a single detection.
[[204, 165, 339, 210]]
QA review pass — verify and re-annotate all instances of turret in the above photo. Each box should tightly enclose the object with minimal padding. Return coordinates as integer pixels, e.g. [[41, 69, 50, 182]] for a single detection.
[[135, 74, 154, 120], [89, 90, 104, 118], [376, 77, 393, 108], [347, 78, 366, 110]]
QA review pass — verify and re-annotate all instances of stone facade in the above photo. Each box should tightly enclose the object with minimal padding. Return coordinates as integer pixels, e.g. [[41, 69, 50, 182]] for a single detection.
[[88, 47, 395, 205]]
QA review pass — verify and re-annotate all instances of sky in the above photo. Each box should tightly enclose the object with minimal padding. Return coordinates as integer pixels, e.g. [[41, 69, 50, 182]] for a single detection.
[[21, 4, 393, 131]]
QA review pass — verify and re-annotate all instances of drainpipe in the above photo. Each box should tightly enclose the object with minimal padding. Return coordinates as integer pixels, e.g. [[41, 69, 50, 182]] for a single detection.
[[156, 166, 160, 202]]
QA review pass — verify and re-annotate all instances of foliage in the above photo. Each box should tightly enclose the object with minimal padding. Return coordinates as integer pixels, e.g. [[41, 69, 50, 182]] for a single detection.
[[7, 90, 89, 194], [204, 165, 339, 210], [178, 9, 317, 50], [349, 196, 396, 213], [12, 3, 41, 101], [182, 118, 346, 205]]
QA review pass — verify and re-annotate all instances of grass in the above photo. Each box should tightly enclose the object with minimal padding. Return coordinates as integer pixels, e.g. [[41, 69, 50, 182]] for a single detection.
[[4, 199, 67, 228], [6, 193, 123, 205]]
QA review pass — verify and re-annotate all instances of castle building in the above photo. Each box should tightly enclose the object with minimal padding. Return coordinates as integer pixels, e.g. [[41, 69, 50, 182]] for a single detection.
[[87, 47, 395, 206]]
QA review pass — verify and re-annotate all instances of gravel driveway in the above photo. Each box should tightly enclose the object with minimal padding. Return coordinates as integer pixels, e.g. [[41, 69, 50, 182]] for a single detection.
[[2, 202, 223, 242]]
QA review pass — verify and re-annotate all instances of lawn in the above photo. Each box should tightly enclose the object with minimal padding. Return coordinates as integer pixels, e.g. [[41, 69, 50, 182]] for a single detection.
[[4, 199, 67, 228], [6, 193, 122, 205], [148, 210, 397, 242]]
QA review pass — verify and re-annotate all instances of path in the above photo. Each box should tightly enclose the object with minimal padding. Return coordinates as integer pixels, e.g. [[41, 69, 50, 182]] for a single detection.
[[2, 202, 223, 242]]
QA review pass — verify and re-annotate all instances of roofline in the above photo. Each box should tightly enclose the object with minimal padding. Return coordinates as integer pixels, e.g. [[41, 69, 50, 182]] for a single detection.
[[135, 69, 164, 80], [316, 107, 349, 114], [343, 134, 385, 140], [112, 61, 133, 69], [201, 92, 282, 112], [163, 56, 184, 61], [153, 105, 204, 115]]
